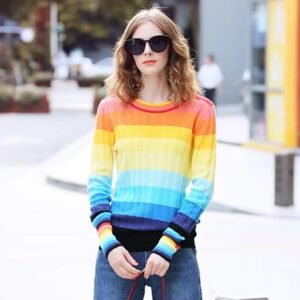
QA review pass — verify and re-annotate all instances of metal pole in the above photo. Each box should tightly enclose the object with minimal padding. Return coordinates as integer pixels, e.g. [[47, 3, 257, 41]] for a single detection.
[[50, 1, 58, 67], [274, 152, 294, 206]]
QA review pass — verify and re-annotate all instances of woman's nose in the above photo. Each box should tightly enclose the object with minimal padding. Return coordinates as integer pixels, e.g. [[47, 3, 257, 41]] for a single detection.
[[143, 41, 152, 55]]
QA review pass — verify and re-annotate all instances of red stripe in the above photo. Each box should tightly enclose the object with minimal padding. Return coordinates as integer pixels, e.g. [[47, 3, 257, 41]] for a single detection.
[[129, 102, 179, 113]]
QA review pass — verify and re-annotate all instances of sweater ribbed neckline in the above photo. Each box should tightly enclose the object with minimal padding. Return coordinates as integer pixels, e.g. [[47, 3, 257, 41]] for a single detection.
[[130, 98, 179, 113]]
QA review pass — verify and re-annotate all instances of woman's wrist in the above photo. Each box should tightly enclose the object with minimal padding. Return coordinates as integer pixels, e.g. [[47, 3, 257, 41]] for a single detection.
[[97, 222, 122, 257], [152, 235, 181, 262]]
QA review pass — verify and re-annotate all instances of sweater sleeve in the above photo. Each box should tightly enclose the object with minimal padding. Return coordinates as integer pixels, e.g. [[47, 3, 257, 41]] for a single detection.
[[152, 102, 216, 261], [87, 102, 121, 257]]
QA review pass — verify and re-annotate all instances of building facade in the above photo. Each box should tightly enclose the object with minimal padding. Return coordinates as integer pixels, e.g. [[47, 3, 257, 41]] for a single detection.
[[199, 0, 300, 148]]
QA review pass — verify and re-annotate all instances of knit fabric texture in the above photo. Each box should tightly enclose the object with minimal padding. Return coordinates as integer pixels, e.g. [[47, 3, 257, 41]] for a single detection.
[[88, 95, 216, 259]]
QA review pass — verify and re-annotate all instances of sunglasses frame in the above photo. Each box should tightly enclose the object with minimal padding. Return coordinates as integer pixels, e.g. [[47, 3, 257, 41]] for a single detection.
[[124, 35, 170, 55]]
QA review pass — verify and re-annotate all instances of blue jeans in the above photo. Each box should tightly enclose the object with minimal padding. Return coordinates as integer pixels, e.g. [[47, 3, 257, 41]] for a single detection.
[[94, 248, 202, 300]]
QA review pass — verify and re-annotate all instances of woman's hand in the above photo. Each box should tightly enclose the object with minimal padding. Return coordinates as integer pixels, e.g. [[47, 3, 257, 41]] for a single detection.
[[144, 253, 170, 279], [107, 246, 142, 279]]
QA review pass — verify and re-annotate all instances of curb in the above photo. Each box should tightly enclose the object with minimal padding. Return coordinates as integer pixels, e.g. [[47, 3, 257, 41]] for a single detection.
[[46, 176, 87, 194], [218, 139, 300, 155]]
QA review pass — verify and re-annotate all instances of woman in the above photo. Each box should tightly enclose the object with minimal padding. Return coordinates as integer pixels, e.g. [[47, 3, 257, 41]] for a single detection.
[[87, 7, 216, 300]]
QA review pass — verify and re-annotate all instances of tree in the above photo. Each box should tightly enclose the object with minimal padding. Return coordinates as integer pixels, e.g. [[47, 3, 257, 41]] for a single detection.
[[1, 0, 151, 68], [58, 0, 150, 52]]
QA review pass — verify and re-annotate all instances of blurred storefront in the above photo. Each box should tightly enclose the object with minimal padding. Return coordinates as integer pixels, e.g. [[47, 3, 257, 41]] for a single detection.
[[199, 0, 300, 148], [251, 0, 299, 148]]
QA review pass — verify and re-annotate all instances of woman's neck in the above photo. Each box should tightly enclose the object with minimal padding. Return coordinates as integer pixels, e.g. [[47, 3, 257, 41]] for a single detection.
[[139, 73, 169, 104]]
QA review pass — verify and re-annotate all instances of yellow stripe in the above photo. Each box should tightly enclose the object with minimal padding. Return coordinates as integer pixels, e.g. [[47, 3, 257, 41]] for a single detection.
[[114, 137, 191, 153], [93, 129, 114, 145], [91, 144, 113, 176], [193, 134, 216, 150], [98, 228, 112, 237], [191, 149, 216, 181], [116, 150, 191, 174], [161, 235, 178, 249], [98, 227, 113, 241], [91, 144, 113, 161], [115, 125, 192, 142]]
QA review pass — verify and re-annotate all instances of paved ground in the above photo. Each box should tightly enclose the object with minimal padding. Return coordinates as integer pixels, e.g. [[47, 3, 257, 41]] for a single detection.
[[0, 111, 95, 166]]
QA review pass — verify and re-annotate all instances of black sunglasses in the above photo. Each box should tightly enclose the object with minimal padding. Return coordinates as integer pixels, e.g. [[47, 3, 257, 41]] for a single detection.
[[124, 35, 170, 55]]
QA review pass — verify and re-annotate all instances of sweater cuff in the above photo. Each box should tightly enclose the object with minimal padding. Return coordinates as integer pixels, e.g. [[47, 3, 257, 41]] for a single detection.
[[152, 235, 181, 262], [163, 227, 185, 244], [97, 222, 121, 257]]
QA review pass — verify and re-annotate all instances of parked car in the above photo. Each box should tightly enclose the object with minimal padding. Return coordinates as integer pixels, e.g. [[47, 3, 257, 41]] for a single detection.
[[80, 57, 115, 78]]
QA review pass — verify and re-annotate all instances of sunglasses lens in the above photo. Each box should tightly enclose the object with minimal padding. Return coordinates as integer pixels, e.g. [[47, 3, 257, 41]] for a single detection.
[[125, 35, 169, 55], [125, 39, 145, 55], [149, 36, 169, 53]]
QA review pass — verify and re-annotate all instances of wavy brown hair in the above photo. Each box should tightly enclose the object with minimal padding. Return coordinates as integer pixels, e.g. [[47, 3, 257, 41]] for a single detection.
[[105, 7, 200, 104]]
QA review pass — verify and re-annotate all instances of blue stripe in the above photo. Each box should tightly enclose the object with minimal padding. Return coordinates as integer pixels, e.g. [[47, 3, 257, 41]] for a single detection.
[[187, 178, 214, 209], [116, 170, 189, 191], [112, 201, 178, 223], [92, 212, 111, 228], [87, 175, 112, 206], [163, 228, 184, 243], [101, 238, 120, 255], [172, 211, 199, 234], [155, 244, 174, 257], [114, 186, 185, 208], [91, 203, 111, 214], [112, 215, 169, 231]]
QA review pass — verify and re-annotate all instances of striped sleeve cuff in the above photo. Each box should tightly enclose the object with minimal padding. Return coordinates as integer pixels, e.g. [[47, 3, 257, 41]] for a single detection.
[[152, 235, 181, 262], [92, 211, 112, 228], [97, 222, 121, 257], [163, 227, 185, 244]]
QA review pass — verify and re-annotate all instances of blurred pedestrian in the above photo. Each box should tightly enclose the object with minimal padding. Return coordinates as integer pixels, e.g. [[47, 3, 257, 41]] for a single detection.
[[87, 7, 216, 300], [198, 53, 223, 104]]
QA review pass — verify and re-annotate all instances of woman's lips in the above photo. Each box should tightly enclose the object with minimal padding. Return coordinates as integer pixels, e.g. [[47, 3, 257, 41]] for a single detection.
[[143, 60, 157, 64]]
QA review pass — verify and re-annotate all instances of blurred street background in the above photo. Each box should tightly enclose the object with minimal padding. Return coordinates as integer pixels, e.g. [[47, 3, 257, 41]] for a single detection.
[[1, 1, 300, 300]]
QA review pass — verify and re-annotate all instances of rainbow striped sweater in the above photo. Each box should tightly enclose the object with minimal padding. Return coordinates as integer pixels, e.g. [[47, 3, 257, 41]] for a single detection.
[[87, 95, 216, 262]]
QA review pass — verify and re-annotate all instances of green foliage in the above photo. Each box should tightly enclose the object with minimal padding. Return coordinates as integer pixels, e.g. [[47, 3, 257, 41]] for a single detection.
[[93, 85, 108, 114], [58, 0, 150, 49], [77, 75, 105, 87], [1, 0, 151, 68], [0, 85, 14, 106], [32, 71, 53, 86], [95, 85, 108, 100], [15, 84, 46, 105]]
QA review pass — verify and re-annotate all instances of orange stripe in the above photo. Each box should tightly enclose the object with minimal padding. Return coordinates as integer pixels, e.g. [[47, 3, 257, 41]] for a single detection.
[[97, 222, 112, 231], [96, 111, 215, 135], [193, 119, 215, 135], [100, 111, 196, 127], [96, 97, 215, 133]]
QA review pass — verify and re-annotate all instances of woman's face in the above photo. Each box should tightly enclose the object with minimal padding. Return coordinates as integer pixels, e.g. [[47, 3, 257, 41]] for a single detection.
[[130, 21, 169, 77]]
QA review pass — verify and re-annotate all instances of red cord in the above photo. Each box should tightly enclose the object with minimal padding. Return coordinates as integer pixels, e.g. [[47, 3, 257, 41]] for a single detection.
[[127, 272, 165, 300], [161, 277, 165, 299]]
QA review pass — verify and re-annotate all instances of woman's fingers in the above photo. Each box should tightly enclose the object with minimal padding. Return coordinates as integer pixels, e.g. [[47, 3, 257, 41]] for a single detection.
[[144, 253, 170, 279], [123, 249, 139, 266], [108, 246, 141, 279], [157, 264, 169, 277]]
